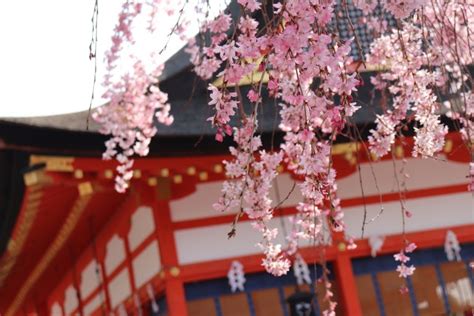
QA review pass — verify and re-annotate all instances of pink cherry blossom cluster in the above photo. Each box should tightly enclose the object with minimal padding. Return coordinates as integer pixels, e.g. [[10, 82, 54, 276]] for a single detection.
[[94, 62, 173, 192], [198, 1, 358, 284], [213, 119, 289, 276], [207, 85, 237, 142], [96, 0, 474, 310], [93, 0, 173, 192], [196, 2, 361, 312], [394, 242, 417, 279], [367, 23, 448, 158], [321, 277, 337, 316]]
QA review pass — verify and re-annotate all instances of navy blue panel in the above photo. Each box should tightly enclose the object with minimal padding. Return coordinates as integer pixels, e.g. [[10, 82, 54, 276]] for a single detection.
[[370, 272, 386, 316], [245, 291, 256, 316], [149, 296, 167, 316], [185, 262, 334, 301], [405, 277, 420, 316], [214, 297, 223, 316], [434, 263, 451, 314]]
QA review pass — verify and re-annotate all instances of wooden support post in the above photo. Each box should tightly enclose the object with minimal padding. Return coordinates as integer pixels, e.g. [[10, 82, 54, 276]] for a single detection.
[[143, 181, 189, 316], [164, 278, 188, 316], [334, 252, 363, 316]]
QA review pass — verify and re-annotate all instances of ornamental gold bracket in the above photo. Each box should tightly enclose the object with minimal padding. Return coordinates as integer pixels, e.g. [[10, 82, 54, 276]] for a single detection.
[[29, 155, 74, 172]]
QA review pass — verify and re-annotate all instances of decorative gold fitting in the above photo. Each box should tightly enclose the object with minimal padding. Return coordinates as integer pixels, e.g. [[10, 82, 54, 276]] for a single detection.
[[173, 175, 183, 184], [337, 242, 346, 252], [169, 266, 180, 277], [29, 155, 74, 172], [74, 170, 84, 179], [344, 152, 357, 166], [78, 182, 93, 196], [23, 171, 39, 186], [104, 169, 113, 179], [395, 146, 404, 159], [187, 166, 196, 176], [133, 170, 142, 178], [332, 142, 359, 155], [199, 171, 208, 181], [160, 168, 169, 177], [213, 164, 223, 173], [148, 177, 158, 186], [443, 139, 453, 153]]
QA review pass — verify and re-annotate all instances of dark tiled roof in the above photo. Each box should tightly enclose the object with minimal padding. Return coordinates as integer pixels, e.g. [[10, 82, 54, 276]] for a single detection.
[[329, 1, 397, 60]]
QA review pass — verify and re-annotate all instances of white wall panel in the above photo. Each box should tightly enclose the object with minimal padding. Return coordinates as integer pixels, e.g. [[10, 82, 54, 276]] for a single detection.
[[343, 192, 473, 239], [175, 216, 330, 265], [104, 235, 126, 276], [128, 206, 155, 251], [174, 193, 472, 264], [170, 158, 469, 222], [132, 240, 161, 288], [108, 269, 132, 309], [80, 260, 101, 300], [83, 292, 105, 316], [50, 302, 62, 316], [337, 155, 468, 199], [170, 181, 227, 222], [170, 173, 301, 222], [63, 285, 78, 315]]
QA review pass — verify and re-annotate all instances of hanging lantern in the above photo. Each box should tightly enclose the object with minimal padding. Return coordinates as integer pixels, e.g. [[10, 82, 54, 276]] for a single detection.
[[286, 290, 315, 316], [445, 230, 462, 261], [293, 254, 311, 285], [227, 260, 246, 292]]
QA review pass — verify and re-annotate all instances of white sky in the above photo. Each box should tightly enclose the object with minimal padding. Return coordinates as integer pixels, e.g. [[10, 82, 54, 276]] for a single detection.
[[0, 0, 228, 118]]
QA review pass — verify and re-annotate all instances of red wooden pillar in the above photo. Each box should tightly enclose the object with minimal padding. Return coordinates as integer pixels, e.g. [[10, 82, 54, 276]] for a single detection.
[[144, 181, 189, 316], [334, 252, 363, 316]]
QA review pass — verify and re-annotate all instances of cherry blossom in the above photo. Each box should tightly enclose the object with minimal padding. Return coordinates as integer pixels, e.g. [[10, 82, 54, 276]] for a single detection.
[[95, 0, 474, 310], [396, 263, 416, 278]]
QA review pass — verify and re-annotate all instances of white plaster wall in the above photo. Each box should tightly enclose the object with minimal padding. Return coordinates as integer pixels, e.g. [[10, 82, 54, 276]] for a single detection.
[[104, 235, 126, 276], [170, 173, 301, 222], [343, 192, 474, 239], [83, 292, 105, 316], [108, 269, 132, 309], [170, 157, 469, 222], [337, 155, 469, 199], [80, 260, 101, 300], [175, 215, 331, 265], [50, 302, 62, 316], [132, 240, 161, 288], [63, 285, 78, 315], [128, 206, 155, 251]]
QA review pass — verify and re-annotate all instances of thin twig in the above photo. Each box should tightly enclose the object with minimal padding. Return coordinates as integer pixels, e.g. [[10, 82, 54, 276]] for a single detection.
[[87, 0, 99, 130]]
